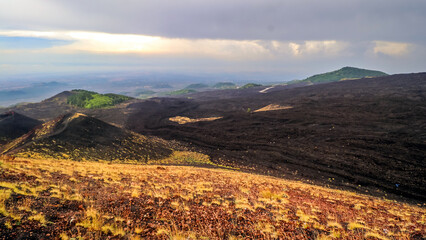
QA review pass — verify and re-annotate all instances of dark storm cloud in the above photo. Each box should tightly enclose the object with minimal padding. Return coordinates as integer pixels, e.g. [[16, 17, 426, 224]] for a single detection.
[[1, 0, 425, 42]]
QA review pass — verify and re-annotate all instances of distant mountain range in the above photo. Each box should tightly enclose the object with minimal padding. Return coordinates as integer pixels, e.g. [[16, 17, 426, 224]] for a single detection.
[[0, 81, 69, 107], [0, 67, 386, 107]]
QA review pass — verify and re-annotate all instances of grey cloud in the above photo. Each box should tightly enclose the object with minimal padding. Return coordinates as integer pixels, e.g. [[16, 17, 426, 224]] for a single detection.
[[1, 0, 425, 43], [0, 0, 425, 77]]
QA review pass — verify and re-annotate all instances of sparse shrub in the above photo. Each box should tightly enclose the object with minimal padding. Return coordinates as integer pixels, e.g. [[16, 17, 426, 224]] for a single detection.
[[348, 222, 367, 230], [77, 207, 103, 231], [59, 233, 69, 240], [240, 83, 262, 89], [165, 89, 196, 96], [28, 212, 48, 226], [4, 221, 12, 229], [101, 223, 125, 236], [0, 189, 11, 217], [327, 221, 342, 229], [365, 232, 390, 240]]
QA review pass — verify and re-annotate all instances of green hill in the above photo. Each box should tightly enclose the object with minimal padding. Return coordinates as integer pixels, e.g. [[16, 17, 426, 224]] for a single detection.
[[290, 67, 388, 85], [305, 67, 387, 83], [240, 83, 262, 89], [67, 90, 133, 109], [165, 89, 196, 96], [213, 82, 236, 89], [184, 83, 209, 89], [133, 89, 156, 99]]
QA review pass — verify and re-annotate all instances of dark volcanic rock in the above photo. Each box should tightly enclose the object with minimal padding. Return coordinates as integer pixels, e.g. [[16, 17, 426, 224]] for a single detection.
[[126, 73, 426, 203], [0, 111, 42, 144]]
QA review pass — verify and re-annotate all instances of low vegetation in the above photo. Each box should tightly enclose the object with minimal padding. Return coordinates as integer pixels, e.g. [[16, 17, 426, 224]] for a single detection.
[[0, 157, 424, 239], [289, 67, 388, 85], [165, 89, 196, 96], [240, 83, 262, 89], [213, 82, 237, 89], [184, 83, 209, 89], [134, 89, 156, 99], [67, 89, 132, 109]]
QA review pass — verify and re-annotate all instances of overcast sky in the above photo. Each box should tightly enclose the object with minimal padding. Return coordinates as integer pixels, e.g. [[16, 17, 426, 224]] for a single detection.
[[0, 0, 425, 81]]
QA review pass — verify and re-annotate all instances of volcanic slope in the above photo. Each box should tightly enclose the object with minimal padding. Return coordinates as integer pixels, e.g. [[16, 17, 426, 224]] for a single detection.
[[126, 72, 426, 203], [0, 111, 42, 145], [0, 157, 424, 239], [1, 113, 173, 162]]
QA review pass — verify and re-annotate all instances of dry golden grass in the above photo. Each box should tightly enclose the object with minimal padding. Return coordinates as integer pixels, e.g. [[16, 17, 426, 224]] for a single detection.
[[254, 104, 293, 112], [0, 157, 424, 239], [169, 116, 223, 124]]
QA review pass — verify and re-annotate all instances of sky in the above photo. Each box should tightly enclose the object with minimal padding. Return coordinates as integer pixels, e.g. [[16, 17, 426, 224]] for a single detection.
[[0, 0, 425, 83]]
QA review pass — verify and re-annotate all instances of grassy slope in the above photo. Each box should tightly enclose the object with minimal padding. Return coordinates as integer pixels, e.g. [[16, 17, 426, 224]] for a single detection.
[[213, 82, 237, 89], [240, 83, 262, 89], [184, 83, 209, 89], [165, 89, 197, 96], [0, 157, 424, 239], [290, 67, 388, 85], [67, 90, 133, 109]]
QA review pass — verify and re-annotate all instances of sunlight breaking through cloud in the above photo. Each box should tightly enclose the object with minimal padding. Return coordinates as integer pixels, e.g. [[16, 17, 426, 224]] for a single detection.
[[0, 30, 351, 60], [373, 41, 411, 56], [288, 41, 349, 57]]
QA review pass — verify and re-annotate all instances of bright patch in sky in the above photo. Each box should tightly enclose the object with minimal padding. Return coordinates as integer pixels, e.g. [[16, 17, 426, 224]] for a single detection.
[[0, 30, 353, 60], [373, 41, 410, 56], [0, 28, 424, 79], [0, 36, 71, 49]]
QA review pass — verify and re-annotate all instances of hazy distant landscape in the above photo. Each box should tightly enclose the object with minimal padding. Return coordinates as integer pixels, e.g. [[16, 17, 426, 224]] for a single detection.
[[0, 71, 293, 108], [0, 67, 388, 108]]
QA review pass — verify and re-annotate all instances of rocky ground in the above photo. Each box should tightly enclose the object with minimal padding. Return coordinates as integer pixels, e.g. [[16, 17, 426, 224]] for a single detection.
[[126, 73, 426, 204]]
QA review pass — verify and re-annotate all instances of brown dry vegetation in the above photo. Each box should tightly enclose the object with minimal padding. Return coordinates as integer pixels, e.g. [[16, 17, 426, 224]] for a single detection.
[[253, 104, 293, 112], [0, 157, 424, 239], [169, 116, 223, 124]]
